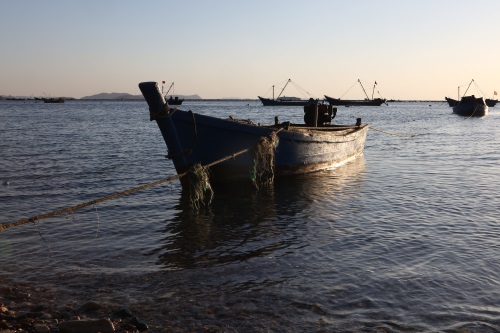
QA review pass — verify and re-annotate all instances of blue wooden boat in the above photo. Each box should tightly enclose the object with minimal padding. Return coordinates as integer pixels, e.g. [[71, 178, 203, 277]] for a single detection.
[[139, 81, 368, 185]]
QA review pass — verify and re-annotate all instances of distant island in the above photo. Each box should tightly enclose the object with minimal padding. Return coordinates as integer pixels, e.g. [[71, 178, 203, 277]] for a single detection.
[[80, 92, 202, 100]]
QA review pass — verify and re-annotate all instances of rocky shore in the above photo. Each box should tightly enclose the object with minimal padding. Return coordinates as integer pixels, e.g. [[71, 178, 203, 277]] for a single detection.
[[0, 283, 149, 333]]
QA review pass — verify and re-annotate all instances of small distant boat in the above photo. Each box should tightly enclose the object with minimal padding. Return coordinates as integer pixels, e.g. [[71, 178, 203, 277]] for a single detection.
[[324, 96, 387, 106], [167, 96, 183, 105], [452, 95, 488, 117], [162, 82, 184, 105], [325, 79, 387, 106], [486, 98, 497, 107], [446, 79, 497, 108], [258, 96, 319, 106], [258, 79, 319, 106], [139, 81, 368, 185], [43, 97, 64, 103]]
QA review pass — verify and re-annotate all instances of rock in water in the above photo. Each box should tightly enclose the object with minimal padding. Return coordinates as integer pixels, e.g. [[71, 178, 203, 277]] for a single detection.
[[58, 318, 115, 333]]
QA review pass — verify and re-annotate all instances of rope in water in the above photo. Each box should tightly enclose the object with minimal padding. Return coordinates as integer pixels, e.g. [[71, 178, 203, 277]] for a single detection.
[[0, 141, 261, 233], [368, 125, 420, 137]]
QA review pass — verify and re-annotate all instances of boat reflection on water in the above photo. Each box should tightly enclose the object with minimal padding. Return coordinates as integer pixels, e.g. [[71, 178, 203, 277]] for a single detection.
[[148, 156, 366, 270]]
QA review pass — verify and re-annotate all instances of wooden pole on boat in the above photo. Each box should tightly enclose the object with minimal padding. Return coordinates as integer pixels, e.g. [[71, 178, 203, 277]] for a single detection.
[[277, 79, 291, 99], [314, 104, 318, 127], [358, 79, 370, 100]]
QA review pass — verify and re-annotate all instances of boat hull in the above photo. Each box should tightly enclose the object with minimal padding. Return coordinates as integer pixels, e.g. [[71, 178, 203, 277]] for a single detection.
[[452, 96, 488, 117], [43, 98, 64, 103], [258, 96, 318, 106], [167, 97, 184, 105], [445, 97, 458, 107], [324, 95, 386, 106], [447, 97, 496, 108], [140, 82, 368, 184], [486, 99, 497, 107]]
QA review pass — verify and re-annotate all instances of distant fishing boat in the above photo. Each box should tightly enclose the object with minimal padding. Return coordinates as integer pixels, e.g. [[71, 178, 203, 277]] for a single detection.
[[258, 79, 319, 106], [452, 95, 488, 117], [325, 79, 387, 106], [43, 97, 64, 103], [162, 82, 184, 105], [139, 81, 368, 186], [448, 96, 497, 107], [445, 79, 497, 108]]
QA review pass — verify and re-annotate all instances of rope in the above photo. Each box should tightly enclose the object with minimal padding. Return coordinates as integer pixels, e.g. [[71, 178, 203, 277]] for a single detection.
[[368, 125, 420, 137], [0, 173, 183, 233], [0, 130, 282, 233], [340, 80, 359, 99]]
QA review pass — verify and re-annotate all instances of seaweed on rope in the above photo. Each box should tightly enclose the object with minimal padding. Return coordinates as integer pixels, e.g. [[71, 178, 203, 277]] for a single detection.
[[186, 163, 214, 210], [251, 132, 279, 189]]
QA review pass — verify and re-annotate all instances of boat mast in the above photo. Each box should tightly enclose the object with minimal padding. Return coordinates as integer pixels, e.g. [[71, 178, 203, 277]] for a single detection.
[[277, 79, 291, 99], [272, 85, 275, 100], [462, 79, 474, 97], [165, 82, 174, 96], [358, 79, 370, 100], [371, 82, 376, 100]]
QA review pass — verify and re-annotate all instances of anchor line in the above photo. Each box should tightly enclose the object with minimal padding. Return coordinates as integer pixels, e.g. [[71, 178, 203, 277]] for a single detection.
[[0, 130, 282, 233]]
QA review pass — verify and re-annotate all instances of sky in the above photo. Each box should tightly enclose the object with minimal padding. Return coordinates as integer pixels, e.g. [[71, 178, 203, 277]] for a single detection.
[[1, 0, 499, 100]]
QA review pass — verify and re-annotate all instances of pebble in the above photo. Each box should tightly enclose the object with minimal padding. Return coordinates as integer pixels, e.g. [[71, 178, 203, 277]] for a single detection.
[[58, 318, 115, 333], [131, 316, 149, 331], [79, 301, 103, 312], [33, 323, 50, 333], [0, 283, 158, 332]]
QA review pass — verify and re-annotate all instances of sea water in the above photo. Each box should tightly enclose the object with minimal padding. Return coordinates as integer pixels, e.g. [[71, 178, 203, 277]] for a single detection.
[[0, 99, 499, 332]]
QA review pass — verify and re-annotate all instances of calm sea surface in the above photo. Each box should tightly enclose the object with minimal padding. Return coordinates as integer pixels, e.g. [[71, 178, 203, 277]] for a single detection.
[[0, 99, 499, 332]]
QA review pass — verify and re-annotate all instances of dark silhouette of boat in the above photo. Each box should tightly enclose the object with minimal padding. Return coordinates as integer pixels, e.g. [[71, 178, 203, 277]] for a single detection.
[[445, 97, 459, 106], [486, 98, 498, 107], [258, 79, 319, 106], [162, 82, 184, 105], [325, 79, 387, 106], [324, 96, 386, 106], [167, 96, 183, 105], [447, 96, 496, 107], [445, 79, 497, 108], [452, 95, 488, 117], [258, 96, 318, 106], [43, 97, 64, 103], [139, 81, 368, 186]]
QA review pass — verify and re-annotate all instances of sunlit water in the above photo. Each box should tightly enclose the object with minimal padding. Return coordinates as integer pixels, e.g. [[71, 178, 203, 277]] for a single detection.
[[0, 100, 499, 332]]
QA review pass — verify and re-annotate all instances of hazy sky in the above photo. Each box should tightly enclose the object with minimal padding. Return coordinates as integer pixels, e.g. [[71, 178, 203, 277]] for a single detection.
[[1, 0, 499, 100]]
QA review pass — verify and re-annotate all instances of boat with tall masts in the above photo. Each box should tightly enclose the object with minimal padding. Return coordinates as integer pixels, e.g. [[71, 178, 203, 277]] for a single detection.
[[162, 82, 184, 105], [258, 79, 319, 106], [325, 79, 387, 106]]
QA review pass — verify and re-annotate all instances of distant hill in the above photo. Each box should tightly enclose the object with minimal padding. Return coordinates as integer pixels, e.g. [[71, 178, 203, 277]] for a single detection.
[[80, 92, 201, 100]]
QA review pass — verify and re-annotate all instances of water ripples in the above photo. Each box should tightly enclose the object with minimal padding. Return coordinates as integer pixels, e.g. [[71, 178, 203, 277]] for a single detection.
[[1, 100, 499, 331]]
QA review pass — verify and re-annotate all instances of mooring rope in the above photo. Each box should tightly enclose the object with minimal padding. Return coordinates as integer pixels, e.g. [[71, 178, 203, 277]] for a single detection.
[[0, 130, 282, 233], [368, 125, 420, 137]]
